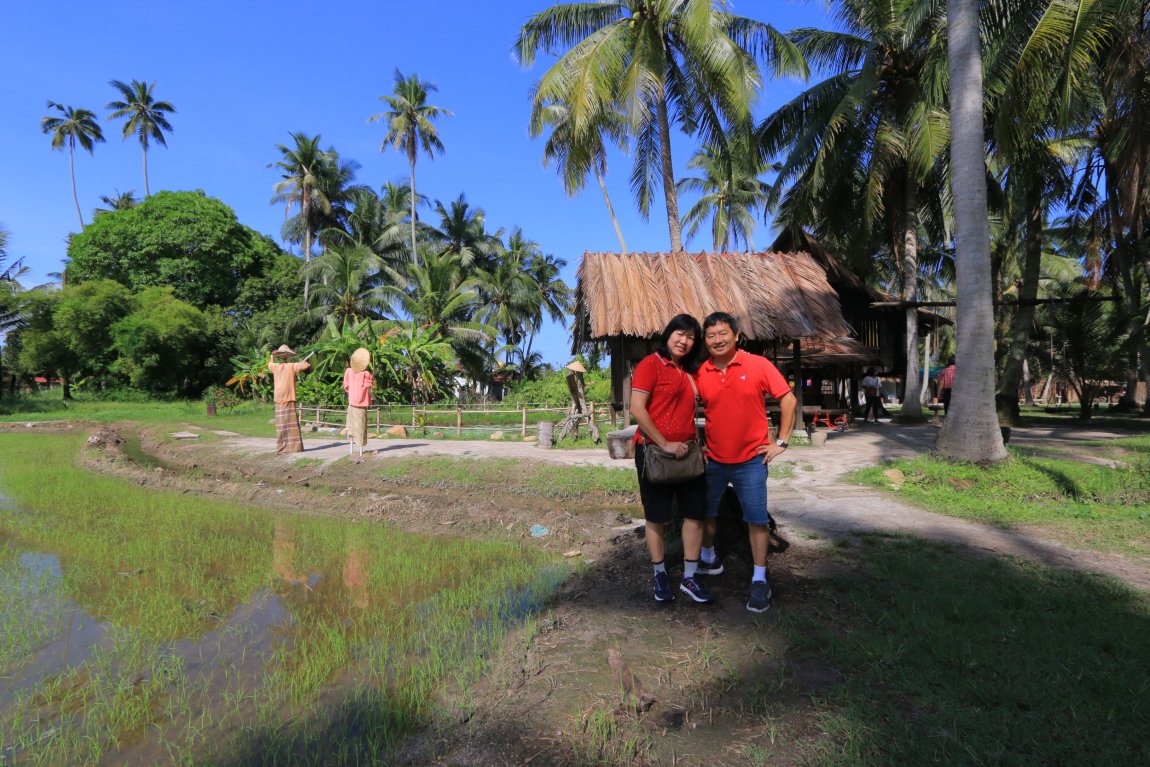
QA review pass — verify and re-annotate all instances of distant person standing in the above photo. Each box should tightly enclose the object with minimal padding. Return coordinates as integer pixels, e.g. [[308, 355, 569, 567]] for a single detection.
[[343, 348, 373, 463], [935, 356, 956, 415], [860, 368, 882, 423], [268, 344, 312, 454]]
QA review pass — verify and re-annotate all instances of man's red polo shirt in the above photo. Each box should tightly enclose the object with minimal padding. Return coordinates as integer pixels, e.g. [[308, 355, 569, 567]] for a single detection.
[[696, 350, 791, 463], [631, 353, 698, 444]]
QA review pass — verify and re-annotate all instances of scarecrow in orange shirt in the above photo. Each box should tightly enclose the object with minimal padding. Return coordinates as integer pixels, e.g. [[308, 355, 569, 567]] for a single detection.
[[343, 347, 373, 463], [267, 344, 313, 454]]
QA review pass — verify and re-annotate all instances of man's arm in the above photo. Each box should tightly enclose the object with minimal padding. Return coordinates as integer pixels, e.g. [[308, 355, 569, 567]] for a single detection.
[[758, 390, 797, 463]]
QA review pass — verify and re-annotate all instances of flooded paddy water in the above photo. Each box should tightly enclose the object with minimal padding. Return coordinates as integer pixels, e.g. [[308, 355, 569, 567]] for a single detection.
[[0, 433, 568, 765]]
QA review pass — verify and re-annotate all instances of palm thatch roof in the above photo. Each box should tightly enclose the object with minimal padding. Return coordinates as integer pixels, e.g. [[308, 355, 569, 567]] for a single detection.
[[800, 337, 882, 366], [573, 251, 854, 347]]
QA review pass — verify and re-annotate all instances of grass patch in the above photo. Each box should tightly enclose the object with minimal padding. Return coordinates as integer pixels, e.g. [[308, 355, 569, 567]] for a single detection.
[[372, 455, 636, 500], [782, 535, 1150, 765], [0, 433, 566, 765], [850, 439, 1150, 557]]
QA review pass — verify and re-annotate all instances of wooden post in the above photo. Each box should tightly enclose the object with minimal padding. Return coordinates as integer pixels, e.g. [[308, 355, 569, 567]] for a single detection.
[[792, 338, 804, 434], [521, 406, 527, 437], [456, 406, 462, 435]]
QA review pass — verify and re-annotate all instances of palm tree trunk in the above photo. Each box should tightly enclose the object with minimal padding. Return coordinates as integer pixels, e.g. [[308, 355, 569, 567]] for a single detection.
[[656, 92, 683, 253], [594, 166, 627, 252], [409, 147, 419, 268], [936, 0, 1008, 461], [900, 177, 924, 420], [69, 144, 85, 229], [143, 144, 150, 198], [303, 225, 312, 306], [997, 184, 1043, 425]]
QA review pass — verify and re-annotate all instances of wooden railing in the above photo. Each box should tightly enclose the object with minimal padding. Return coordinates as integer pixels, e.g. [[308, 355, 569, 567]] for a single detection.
[[297, 402, 601, 437]]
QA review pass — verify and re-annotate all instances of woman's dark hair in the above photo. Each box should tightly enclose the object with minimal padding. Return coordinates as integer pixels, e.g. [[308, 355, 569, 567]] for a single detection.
[[657, 313, 703, 371]]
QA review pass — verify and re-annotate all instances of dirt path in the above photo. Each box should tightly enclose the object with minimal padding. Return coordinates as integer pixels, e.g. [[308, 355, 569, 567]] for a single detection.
[[213, 420, 1150, 591]]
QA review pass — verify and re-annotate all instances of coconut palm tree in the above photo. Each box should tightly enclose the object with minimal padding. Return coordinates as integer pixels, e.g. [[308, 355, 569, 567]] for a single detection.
[[934, 0, 1008, 461], [40, 101, 105, 228], [430, 194, 504, 270], [383, 249, 493, 344], [369, 70, 452, 266], [297, 243, 393, 333], [531, 101, 630, 251], [270, 133, 339, 304], [106, 79, 176, 197], [516, 0, 803, 252], [94, 189, 139, 217], [759, 0, 952, 420], [677, 132, 771, 251]]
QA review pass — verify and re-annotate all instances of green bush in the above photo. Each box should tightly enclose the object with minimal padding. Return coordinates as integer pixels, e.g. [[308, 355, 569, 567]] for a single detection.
[[505, 368, 612, 407]]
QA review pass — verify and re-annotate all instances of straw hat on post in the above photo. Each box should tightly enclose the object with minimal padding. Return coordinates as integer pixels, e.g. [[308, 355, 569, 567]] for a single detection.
[[350, 347, 371, 373], [271, 344, 295, 359]]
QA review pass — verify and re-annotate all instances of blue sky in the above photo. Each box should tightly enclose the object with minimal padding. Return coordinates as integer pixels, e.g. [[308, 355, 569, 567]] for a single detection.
[[1, 0, 836, 365]]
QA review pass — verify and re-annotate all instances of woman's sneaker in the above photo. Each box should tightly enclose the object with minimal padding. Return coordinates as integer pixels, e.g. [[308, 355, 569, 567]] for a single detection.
[[746, 580, 772, 613], [679, 575, 714, 603], [696, 557, 724, 576], [653, 571, 675, 602]]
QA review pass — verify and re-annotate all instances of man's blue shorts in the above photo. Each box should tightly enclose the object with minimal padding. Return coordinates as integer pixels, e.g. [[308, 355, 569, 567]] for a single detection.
[[705, 457, 770, 526]]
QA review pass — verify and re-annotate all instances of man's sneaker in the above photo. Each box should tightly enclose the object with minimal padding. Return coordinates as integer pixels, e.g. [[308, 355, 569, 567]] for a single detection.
[[746, 580, 772, 613], [653, 571, 675, 602], [697, 558, 724, 576], [679, 575, 714, 603]]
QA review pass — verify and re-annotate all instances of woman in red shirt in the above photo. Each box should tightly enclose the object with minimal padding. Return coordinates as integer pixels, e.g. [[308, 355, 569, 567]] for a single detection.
[[630, 314, 712, 605]]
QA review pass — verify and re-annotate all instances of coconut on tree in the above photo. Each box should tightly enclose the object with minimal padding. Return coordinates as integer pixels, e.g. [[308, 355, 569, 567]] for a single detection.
[[40, 101, 105, 229]]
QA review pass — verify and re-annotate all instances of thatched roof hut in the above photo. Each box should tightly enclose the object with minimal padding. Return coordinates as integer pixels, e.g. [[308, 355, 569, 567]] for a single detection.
[[573, 250, 854, 348], [572, 251, 856, 425]]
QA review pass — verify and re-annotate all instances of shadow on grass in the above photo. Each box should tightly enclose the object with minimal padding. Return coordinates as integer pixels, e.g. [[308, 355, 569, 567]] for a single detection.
[[1015, 454, 1082, 500], [782, 534, 1150, 765]]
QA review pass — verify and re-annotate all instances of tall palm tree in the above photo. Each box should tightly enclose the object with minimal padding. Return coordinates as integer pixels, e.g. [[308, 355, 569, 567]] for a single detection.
[[759, 0, 952, 420], [677, 132, 770, 251], [297, 243, 393, 332], [106, 79, 176, 197], [935, 0, 1008, 461], [532, 101, 630, 251], [369, 70, 452, 266], [270, 132, 339, 304], [516, 0, 803, 253], [40, 101, 105, 228], [382, 250, 492, 344]]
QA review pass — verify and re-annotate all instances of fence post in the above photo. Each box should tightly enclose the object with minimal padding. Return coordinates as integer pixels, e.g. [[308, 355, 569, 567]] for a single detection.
[[521, 405, 527, 437], [456, 406, 462, 436]]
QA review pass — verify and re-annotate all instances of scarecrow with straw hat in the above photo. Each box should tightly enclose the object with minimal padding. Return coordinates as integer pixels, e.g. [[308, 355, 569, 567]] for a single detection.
[[267, 344, 313, 454], [343, 347, 373, 463]]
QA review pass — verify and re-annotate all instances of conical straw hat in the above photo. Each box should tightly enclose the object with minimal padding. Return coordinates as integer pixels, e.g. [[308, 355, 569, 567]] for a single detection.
[[272, 344, 295, 358], [350, 347, 371, 373]]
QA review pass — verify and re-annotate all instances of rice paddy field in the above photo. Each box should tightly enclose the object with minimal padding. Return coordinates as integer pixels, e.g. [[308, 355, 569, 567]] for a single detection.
[[0, 433, 568, 766]]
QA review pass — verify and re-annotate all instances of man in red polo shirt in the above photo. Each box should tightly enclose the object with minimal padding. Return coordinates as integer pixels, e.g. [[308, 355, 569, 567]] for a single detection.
[[695, 311, 797, 613]]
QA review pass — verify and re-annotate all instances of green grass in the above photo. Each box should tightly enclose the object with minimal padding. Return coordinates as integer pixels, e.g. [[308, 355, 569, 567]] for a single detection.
[[850, 436, 1150, 556], [782, 535, 1150, 765], [372, 455, 636, 500], [0, 433, 567, 765]]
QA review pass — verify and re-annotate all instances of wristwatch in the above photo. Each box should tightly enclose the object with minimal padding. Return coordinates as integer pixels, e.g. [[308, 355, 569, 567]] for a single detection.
[[776, 439, 789, 449]]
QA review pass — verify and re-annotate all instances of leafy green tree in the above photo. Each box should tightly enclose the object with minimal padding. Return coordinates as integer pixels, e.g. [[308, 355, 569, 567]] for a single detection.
[[106, 79, 176, 198], [229, 252, 310, 349], [110, 287, 223, 395], [40, 101, 105, 228], [677, 132, 770, 251], [759, 0, 952, 420], [1041, 284, 1129, 420], [16, 291, 76, 399], [270, 132, 342, 303], [369, 70, 452, 265], [67, 190, 284, 309], [430, 194, 504, 270], [376, 324, 457, 404], [516, 0, 801, 252], [52, 279, 135, 384]]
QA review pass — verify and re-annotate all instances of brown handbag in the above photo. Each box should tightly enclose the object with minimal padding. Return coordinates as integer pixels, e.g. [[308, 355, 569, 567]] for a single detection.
[[642, 440, 706, 484]]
